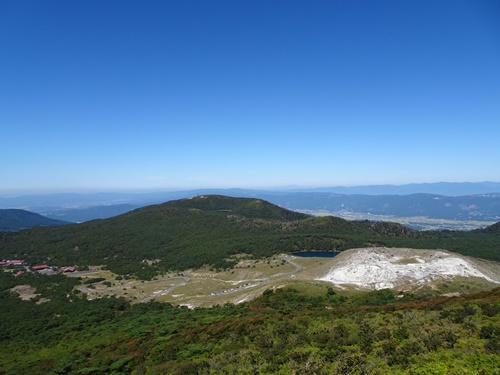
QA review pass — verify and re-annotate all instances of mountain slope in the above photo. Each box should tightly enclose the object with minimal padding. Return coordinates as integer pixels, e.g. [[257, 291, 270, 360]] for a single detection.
[[163, 195, 310, 221], [0, 209, 70, 231], [0, 196, 374, 276], [1, 271, 499, 374], [0, 196, 498, 278], [477, 221, 500, 234], [2, 187, 500, 228]]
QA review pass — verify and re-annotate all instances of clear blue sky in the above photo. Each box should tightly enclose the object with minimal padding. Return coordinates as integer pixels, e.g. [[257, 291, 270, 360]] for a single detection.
[[1, 0, 499, 193]]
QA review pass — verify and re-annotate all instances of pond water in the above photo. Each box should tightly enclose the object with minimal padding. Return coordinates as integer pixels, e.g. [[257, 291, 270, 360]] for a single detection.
[[292, 251, 339, 258]]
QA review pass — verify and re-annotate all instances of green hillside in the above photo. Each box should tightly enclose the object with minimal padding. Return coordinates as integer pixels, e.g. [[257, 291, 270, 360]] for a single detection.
[[0, 268, 499, 375], [0, 195, 499, 279], [0, 209, 70, 231], [477, 221, 500, 234], [163, 194, 310, 221], [0, 196, 499, 374]]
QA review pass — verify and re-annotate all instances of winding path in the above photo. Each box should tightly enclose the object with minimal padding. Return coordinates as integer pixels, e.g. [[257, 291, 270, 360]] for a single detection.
[[140, 276, 190, 303], [75, 255, 302, 302], [209, 255, 302, 296]]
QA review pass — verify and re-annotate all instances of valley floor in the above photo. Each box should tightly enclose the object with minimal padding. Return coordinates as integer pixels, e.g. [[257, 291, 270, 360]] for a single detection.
[[298, 209, 498, 230], [75, 247, 500, 307]]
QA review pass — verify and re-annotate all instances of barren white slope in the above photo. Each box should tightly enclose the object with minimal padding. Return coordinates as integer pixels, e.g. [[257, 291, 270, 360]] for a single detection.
[[318, 247, 500, 290]]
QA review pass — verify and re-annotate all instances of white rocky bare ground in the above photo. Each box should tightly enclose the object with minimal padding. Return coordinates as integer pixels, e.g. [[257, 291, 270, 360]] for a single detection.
[[318, 247, 500, 290]]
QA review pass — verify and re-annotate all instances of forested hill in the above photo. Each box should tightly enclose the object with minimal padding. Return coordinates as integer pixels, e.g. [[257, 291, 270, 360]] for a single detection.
[[0, 196, 322, 276], [477, 221, 500, 234], [0, 209, 70, 231], [162, 194, 310, 221], [0, 195, 499, 279]]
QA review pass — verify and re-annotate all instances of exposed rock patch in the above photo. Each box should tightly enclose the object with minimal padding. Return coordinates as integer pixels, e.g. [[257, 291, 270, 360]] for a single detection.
[[10, 284, 38, 300], [10, 284, 50, 304], [318, 247, 500, 290]]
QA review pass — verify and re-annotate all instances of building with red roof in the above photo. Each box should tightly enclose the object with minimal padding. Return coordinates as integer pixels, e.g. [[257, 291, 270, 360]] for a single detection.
[[9, 260, 25, 266]]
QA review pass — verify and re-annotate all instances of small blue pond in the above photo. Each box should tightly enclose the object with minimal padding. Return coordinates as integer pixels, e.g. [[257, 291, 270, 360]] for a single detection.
[[292, 251, 339, 258]]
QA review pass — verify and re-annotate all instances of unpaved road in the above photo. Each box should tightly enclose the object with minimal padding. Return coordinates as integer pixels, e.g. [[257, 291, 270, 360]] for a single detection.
[[209, 255, 302, 296], [140, 276, 190, 303], [76, 256, 302, 302]]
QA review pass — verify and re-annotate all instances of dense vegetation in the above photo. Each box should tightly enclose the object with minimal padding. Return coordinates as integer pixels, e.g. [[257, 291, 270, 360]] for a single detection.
[[0, 196, 499, 279], [1, 195, 499, 374], [0, 269, 499, 375]]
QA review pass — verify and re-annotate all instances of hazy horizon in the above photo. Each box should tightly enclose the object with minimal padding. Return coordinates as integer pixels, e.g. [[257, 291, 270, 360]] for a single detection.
[[1, 180, 500, 198], [2, 1, 499, 192]]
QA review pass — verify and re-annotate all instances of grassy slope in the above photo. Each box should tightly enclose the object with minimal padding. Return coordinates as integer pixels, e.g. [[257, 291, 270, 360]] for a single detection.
[[0, 269, 499, 375]]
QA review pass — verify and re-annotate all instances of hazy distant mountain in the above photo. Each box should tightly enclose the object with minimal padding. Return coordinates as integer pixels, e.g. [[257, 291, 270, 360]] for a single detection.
[[1, 182, 499, 210], [0, 209, 70, 231], [0, 189, 255, 211], [295, 181, 500, 196], [40, 204, 139, 223], [259, 193, 500, 222], [1, 195, 499, 279], [0, 192, 149, 209], [0, 182, 499, 227]]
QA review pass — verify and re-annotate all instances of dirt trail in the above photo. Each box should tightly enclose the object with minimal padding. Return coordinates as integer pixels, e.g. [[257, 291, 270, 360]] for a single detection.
[[140, 276, 190, 303]]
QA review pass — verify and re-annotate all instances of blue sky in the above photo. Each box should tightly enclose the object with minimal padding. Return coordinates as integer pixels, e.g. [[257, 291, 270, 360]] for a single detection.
[[1, 0, 499, 193]]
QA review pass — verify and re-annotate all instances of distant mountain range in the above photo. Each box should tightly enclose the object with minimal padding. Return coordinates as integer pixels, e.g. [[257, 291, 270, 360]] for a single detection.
[[291, 181, 500, 196], [37, 204, 139, 223], [258, 192, 500, 222], [0, 209, 70, 231], [0, 182, 499, 228]]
